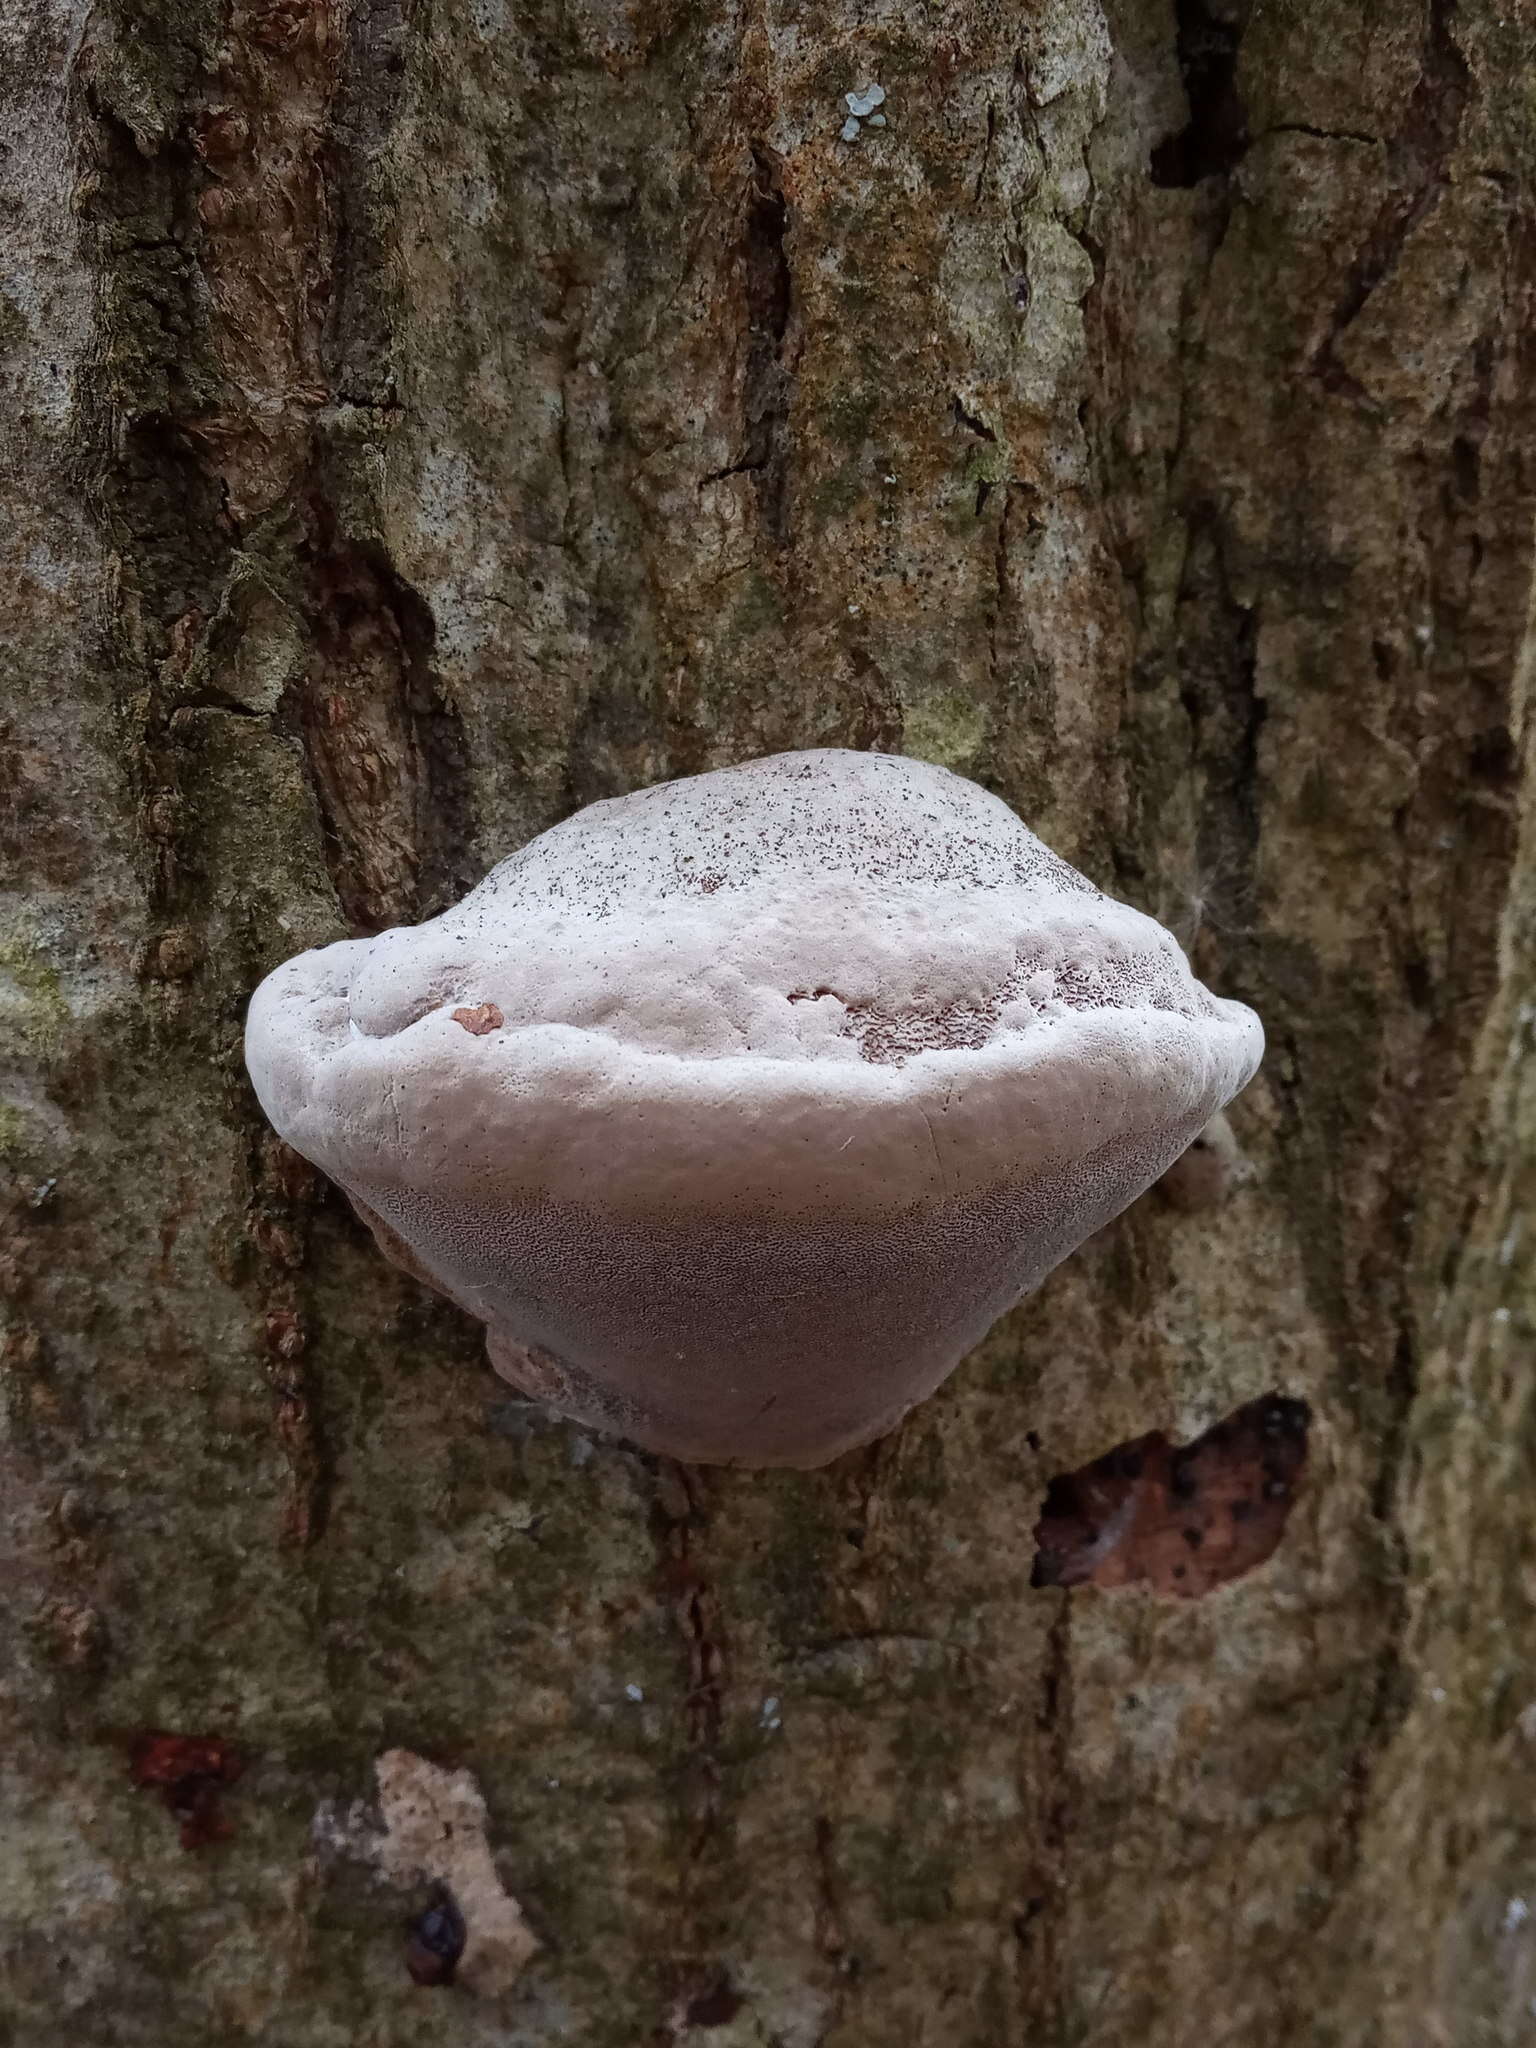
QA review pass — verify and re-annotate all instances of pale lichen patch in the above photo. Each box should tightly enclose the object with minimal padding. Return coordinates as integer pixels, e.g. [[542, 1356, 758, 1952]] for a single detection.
[[318, 1749, 540, 1998]]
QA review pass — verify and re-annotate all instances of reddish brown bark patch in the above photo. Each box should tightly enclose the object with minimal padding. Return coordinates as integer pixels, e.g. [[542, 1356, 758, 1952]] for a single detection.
[[452, 1002, 504, 1035], [1030, 1393, 1310, 1598], [128, 1731, 243, 1849]]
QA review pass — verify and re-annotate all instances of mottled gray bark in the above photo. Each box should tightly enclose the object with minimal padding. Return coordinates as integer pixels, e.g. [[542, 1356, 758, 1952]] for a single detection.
[[4, 0, 1536, 2040]]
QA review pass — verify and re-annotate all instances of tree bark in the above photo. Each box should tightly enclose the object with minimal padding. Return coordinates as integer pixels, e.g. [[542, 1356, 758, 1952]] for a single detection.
[[4, 0, 1536, 2039]]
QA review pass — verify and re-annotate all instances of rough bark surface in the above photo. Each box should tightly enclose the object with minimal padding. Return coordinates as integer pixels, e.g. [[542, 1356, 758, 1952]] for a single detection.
[[3, 0, 1536, 2041]]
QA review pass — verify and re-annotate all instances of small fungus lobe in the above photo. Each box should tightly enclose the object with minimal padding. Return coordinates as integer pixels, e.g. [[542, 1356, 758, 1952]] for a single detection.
[[246, 750, 1263, 1467], [841, 82, 887, 144], [1155, 1109, 1245, 1212]]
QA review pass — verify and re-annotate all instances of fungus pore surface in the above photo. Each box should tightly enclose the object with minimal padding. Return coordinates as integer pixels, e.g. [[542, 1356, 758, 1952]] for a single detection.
[[246, 749, 1263, 1465]]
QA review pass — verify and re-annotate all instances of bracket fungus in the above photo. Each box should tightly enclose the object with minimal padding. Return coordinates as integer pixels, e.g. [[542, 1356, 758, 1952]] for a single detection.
[[246, 749, 1262, 1467]]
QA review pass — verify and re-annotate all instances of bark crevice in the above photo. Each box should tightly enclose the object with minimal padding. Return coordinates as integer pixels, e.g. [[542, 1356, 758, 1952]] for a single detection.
[[739, 145, 795, 542]]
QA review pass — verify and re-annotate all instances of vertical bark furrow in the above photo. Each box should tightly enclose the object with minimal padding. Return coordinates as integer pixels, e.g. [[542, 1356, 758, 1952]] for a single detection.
[[1149, 0, 1251, 188], [741, 144, 795, 541], [1312, 0, 1471, 394], [293, 529, 474, 931]]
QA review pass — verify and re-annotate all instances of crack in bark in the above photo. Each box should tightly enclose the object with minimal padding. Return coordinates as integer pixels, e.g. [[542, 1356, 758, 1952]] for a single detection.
[[739, 145, 795, 541], [808, 1813, 853, 2041], [289, 522, 474, 932], [1263, 123, 1380, 148], [1175, 506, 1265, 949], [1149, 0, 1251, 189], [652, 1469, 725, 1811], [245, 1137, 332, 1549], [1314, 1546, 1414, 1920], [649, 1462, 737, 2037], [988, 483, 1015, 692], [974, 101, 996, 206], [1311, 0, 1470, 399], [1014, 1598, 1073, 2032], [951, 394, 997, 441], [842, 645, 905, 753]]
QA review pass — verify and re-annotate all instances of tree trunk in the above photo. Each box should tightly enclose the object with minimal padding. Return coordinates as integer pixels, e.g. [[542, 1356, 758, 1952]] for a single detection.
[[5, 0, 1536, 2039]]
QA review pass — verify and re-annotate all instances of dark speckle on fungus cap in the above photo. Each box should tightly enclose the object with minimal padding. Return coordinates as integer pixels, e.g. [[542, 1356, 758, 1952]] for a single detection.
[[245, 749, 1264, 1467]]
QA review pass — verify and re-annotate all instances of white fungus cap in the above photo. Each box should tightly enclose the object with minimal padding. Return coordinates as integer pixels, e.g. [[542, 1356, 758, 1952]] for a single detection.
[[246, 749, 1263, 1466]]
